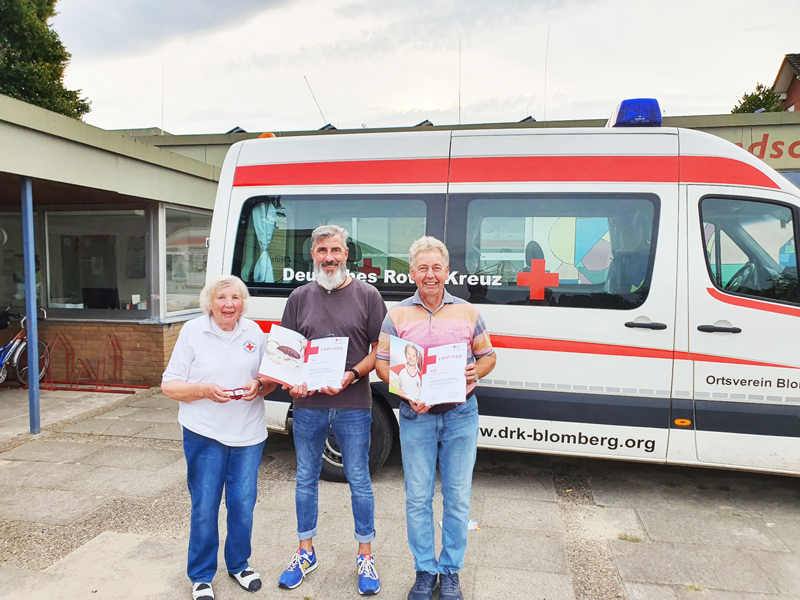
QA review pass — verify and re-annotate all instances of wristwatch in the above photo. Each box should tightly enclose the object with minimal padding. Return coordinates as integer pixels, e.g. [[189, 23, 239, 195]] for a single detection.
[[347, 368, 361, 382]]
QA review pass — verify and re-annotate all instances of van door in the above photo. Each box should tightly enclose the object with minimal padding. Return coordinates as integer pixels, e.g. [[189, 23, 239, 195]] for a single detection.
[[687, 185, 800, 473], [447, 130, 679, 462]]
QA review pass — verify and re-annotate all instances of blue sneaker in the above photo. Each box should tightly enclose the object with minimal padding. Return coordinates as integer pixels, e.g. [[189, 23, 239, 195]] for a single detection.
[[439, 573, 463, 600], [278, 548, 317, 589], [407, 571, 438, 600], [357, 554, 381, 595]]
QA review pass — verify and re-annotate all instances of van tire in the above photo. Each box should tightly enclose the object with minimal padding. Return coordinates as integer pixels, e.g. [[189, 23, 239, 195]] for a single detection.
[[320, 400, 394, 483]]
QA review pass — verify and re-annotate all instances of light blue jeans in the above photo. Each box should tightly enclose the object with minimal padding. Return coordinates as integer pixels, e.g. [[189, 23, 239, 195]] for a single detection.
[[399, 395, 479, 575], [183, 427, 266, 584], [292, 407, 376, 543]]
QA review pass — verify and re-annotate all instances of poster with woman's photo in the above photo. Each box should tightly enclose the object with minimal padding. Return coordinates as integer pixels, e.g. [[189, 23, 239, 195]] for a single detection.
[[259, 325, 349, 390], [389, 336, 467, 405]]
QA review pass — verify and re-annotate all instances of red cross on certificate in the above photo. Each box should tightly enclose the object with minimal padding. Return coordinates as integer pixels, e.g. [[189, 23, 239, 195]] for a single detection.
[[244, 342, 256, 352], [361, 259, 381, 276], [516, 259, 559, 300]]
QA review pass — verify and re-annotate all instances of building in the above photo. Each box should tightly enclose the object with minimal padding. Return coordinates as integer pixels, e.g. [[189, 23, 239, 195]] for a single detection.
[[773, 53, 800, 112]]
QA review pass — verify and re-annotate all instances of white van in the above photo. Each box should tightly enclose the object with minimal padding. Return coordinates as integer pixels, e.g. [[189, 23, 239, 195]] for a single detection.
[[207, 109, 800, 480]]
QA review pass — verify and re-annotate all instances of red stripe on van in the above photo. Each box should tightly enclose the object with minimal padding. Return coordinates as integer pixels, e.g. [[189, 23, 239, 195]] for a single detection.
[[707, 287, 800, 317], [233, 155, 778, 188], [233, 159, 449, 187], [449, 156, 679, 183], [679, 156, 780, 189], [493, 335, 797, 369]]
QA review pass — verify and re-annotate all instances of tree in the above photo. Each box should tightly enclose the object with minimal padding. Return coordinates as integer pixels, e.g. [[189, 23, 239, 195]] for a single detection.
[[0, 0, 90, 119], [731, 82, 782, 114]]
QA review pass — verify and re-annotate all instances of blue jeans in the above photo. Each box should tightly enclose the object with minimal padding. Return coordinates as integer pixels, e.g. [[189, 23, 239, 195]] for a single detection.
[[293, 407, 375, 543], [399, 395, 479, 575], [183, 427, 266, 584]]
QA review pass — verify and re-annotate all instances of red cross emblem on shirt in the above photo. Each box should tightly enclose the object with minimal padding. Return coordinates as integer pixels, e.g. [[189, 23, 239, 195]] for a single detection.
[[360, 259, 381, 276], [516, 259, 559, 300], [244, 342, 256, 353]]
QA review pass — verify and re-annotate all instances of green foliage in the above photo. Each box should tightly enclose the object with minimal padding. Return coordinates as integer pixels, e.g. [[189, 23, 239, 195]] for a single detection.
[[731, 83, 782, 114], [0, 0, 90, 119]]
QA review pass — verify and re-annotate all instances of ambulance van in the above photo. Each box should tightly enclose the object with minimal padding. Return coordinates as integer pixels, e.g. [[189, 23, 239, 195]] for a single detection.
[[207, 101, 800, 480]]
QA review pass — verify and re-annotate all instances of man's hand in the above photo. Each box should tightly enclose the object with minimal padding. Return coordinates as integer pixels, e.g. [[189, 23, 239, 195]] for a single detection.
[[205, 383, 233, 403], [465, 362, 479, 386], [283, 382, 317, 398], [409, 399, 431, 414]]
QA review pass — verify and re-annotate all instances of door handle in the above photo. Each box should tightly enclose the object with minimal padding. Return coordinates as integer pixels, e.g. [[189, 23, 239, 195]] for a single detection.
[[625, 321, 667, 330], [697, 325, 742, 334]]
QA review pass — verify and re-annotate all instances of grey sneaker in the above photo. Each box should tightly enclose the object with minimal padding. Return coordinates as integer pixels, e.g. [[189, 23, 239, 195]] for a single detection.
[[407, 571, 438, 600], [439, 573, 463, 600]]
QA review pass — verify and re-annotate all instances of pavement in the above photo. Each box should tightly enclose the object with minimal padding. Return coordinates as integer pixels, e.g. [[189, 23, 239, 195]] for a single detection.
[[0, 389, 798, 600]]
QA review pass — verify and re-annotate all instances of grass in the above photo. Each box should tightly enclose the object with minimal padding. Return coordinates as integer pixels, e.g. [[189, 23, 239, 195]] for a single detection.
[[617, 533, 642, 543], [683, 583, 705, 592]]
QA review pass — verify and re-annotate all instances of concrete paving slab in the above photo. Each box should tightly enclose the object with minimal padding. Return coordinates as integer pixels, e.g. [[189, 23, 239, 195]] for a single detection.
[[625, 582, 680, 599], [60, 465, 186, 498], [591, 475, 733, 510], [61, 416, 155, 436], [471, 470, 557, 502], [79, 445, 183, 471], [0, 459, 97, 489], [128, 395, 178, 409], [0, 439, 106, 463], [98, 406, 140, 419], [577, 505, 645, 541], [44, 531, 186, 599], [767, 518, 800, 553], [747, 550, 800, 595], [106, 406, 178, 423], [474, 567, 575, 600], [469, 525, 569, 574], [0, 389, 125, 441], [0, 486, 108, 525], [133, 422, 183, 441], [675, 590, 800, 600], [479, 497, 562, 533], [729, 486, 800, 521], [637, 507, 790, 551], [610, 540, 778, 593]]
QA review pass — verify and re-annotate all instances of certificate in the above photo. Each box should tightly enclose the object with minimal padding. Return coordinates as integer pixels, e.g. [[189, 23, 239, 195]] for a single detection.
[[388, 335, 467, 405], [259, 325, 349, 390]]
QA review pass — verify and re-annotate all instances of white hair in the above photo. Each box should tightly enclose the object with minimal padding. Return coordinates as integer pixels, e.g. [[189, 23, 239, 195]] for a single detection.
[[199, 275, 250, 314], [311, 224, 349, 249], [409, 236, 449, 269]]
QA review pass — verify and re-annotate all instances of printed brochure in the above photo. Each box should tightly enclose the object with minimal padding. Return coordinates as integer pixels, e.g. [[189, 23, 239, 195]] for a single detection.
[[388, 335, 467, 405], [259, 325, 349, 390]]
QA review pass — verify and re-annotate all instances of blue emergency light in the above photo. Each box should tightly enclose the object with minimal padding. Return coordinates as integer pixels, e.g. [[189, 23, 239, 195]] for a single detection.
[[606, 98, 662, 127]]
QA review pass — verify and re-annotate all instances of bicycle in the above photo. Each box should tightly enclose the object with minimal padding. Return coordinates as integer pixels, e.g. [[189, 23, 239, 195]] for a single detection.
[[0, 307, 50, 385]]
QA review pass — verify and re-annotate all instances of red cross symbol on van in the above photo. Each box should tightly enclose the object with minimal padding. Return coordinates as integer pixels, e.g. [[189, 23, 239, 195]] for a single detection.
[[361, 259, 381, 276], [516, 259, 559, 300]]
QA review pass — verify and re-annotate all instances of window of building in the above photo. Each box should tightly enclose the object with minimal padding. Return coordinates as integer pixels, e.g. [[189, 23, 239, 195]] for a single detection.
[[45, 210, 149, 314], [0, 213, 40, 309], [233, 195, 437, 296], [165, 208, 212, 313], [453, 194, 659, 309], [700, 197, 799, 305]]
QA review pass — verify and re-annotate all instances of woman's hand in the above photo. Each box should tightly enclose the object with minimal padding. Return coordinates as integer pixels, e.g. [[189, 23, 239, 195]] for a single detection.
[[239, 379, 261, 402], [205, 383, 233, 403]]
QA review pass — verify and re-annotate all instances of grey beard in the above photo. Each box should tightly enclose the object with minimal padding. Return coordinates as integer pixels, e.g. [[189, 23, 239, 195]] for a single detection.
[[314, 261, 347, 291]]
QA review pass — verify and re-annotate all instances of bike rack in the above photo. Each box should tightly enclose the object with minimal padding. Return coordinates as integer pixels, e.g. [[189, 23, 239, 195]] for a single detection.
[[43, 333, 74, 391]]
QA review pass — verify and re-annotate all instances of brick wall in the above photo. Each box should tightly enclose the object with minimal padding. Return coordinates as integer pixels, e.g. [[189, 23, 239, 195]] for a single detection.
[[0, 319, 189, 387]]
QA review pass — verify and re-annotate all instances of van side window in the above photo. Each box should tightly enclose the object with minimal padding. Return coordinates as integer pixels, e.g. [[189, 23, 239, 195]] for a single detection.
[[232, 195, 433, 294], [456, 194, 659, 309], [700, 197, 799, 305]]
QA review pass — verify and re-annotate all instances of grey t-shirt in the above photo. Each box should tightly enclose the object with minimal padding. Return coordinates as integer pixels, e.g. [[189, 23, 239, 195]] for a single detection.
[[281, 277, 387, 409]]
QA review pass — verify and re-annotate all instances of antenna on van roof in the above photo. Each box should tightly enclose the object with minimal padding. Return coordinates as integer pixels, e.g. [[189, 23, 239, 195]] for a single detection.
[[304, 75, 328, 126]]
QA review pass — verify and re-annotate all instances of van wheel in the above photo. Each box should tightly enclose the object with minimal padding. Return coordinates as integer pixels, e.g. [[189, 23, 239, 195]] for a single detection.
[[320, 400, 394, 483]]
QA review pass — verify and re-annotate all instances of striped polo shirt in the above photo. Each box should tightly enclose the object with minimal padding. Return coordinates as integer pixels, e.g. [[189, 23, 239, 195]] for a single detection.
[[378, 290, 494, 396]]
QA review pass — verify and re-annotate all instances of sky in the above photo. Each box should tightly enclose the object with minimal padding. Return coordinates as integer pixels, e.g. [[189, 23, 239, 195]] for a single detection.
[[51, 0, 800, 135]]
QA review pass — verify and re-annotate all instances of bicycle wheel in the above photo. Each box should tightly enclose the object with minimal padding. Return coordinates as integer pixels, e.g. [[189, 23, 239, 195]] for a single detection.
[[15, 340, 49, 385]]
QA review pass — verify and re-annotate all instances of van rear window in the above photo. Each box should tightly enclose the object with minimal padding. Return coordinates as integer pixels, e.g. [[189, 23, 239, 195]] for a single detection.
[[232, 194, 441, 296], [449, 194, 660, 309]]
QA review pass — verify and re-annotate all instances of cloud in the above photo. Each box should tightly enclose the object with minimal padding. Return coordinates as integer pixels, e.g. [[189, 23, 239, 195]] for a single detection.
[[52, 0, 290, 57]]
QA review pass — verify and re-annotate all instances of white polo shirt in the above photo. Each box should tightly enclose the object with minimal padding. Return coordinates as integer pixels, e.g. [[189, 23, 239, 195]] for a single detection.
[[162, 313, 268, 447]]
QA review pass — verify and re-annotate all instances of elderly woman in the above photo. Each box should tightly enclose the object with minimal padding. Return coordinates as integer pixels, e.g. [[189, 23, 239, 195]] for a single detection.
[[162, 275, 276, 600]]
